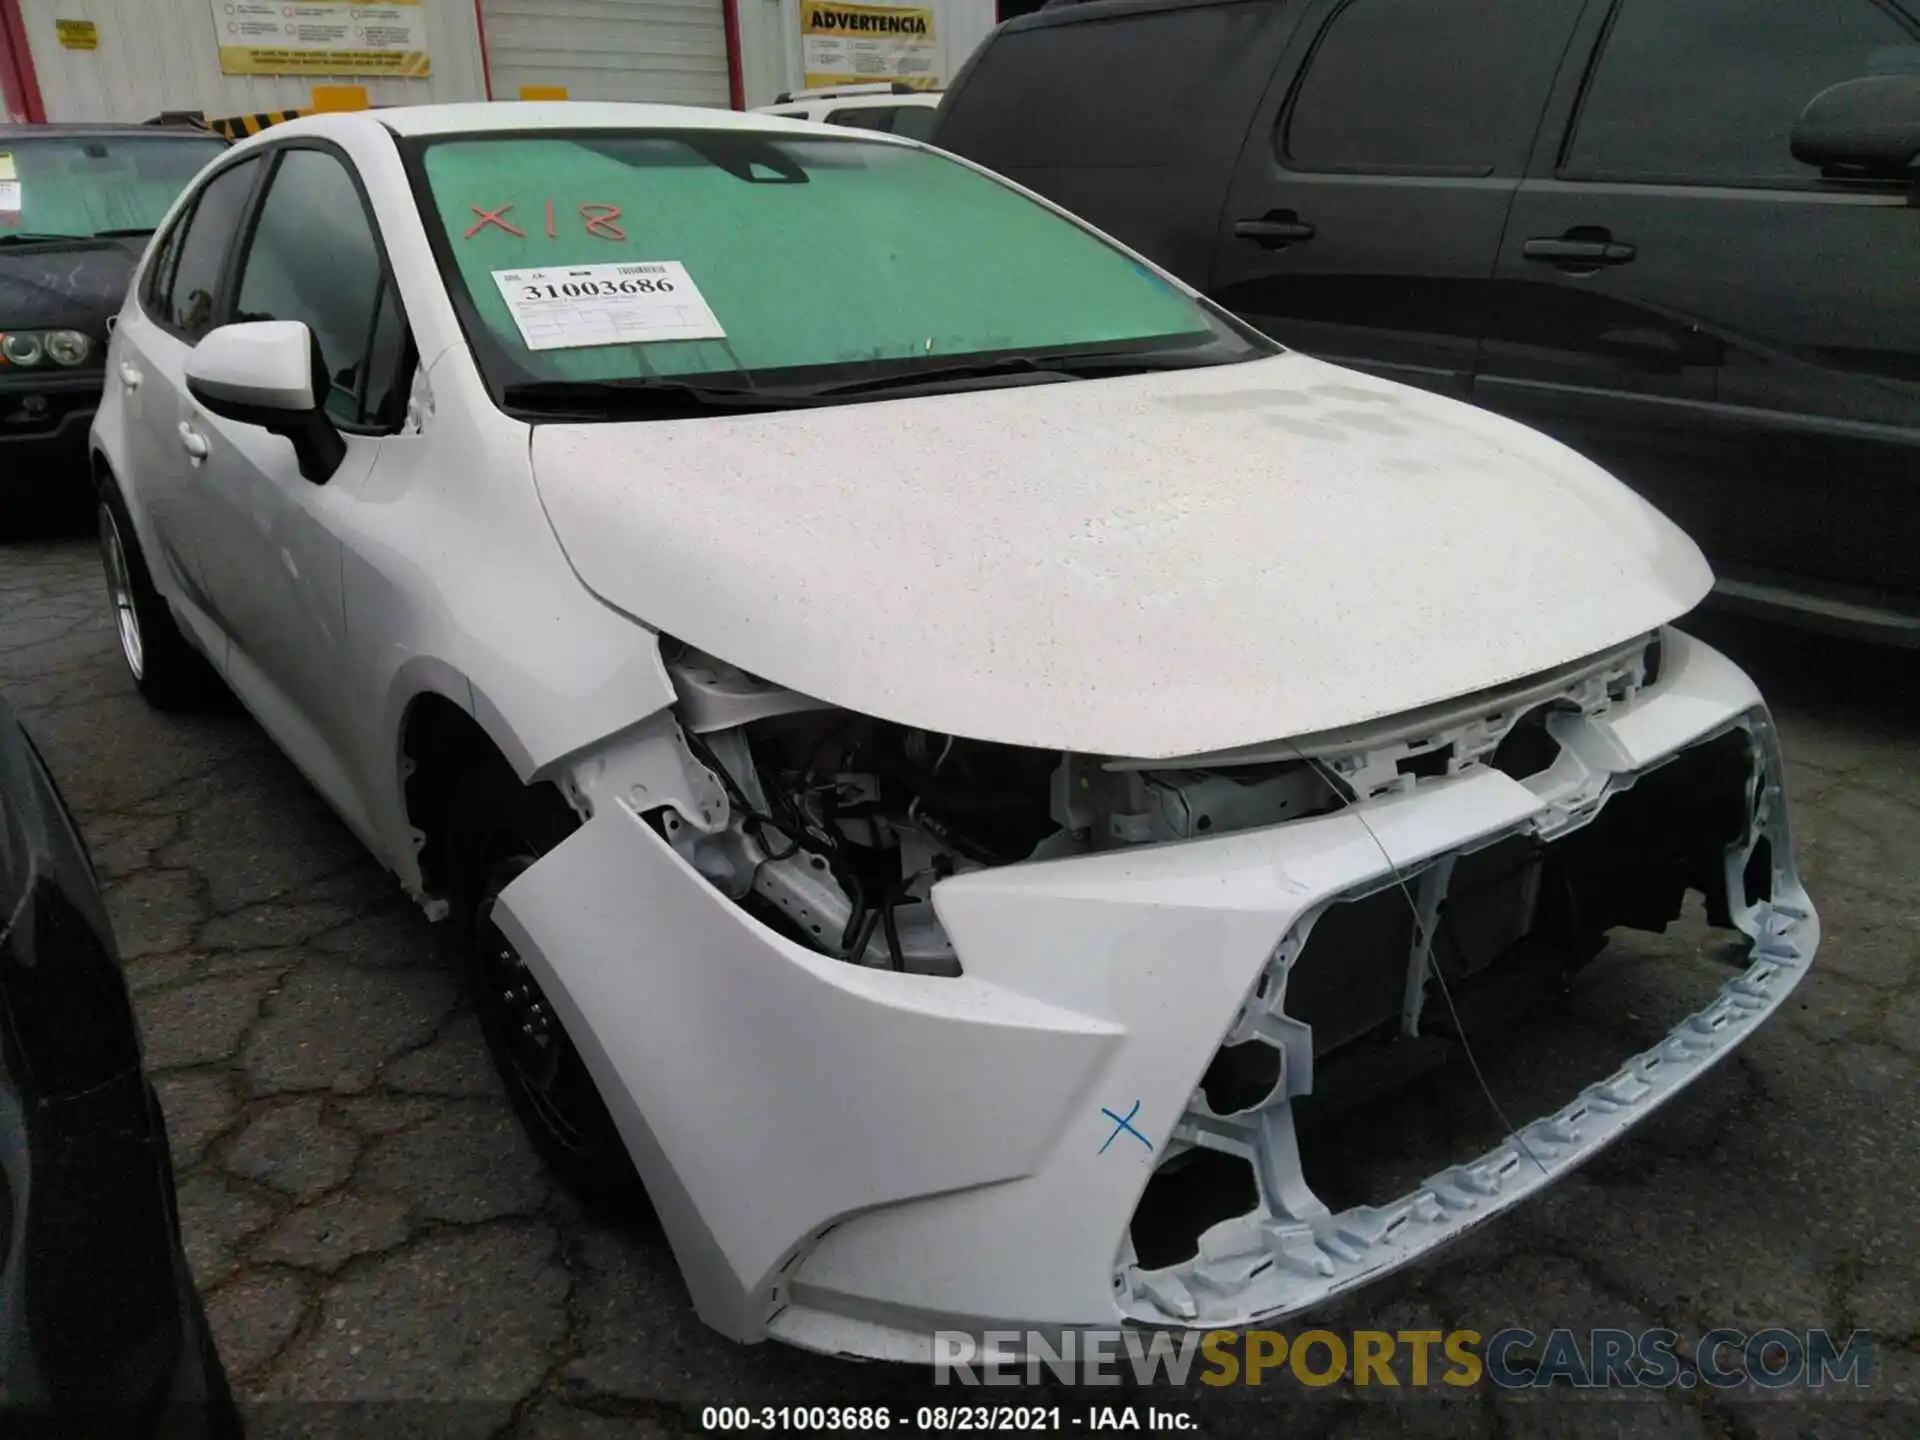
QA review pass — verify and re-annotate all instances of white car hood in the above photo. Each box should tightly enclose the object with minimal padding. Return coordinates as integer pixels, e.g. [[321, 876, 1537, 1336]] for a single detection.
[[531, 353, 1711, 760]]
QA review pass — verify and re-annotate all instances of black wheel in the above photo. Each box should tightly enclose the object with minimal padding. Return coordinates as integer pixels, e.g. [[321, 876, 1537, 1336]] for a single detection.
[[95, 474, 216, 710], [447, 761, 647, 1211]]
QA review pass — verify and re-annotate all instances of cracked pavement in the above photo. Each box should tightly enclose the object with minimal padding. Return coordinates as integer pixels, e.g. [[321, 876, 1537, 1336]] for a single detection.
[[3, 534, 1916, 1438]]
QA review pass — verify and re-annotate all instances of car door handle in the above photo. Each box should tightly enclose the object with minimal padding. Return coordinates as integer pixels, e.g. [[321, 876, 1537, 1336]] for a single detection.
[[1234, 212, 1317, 249], [177, 421, 209, 463], [1523, 231, 1637, 267], [118, 362, 142, 390]]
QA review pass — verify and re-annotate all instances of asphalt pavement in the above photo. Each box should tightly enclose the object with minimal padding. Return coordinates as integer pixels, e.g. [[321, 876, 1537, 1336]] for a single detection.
[[2, 531, 1916, 1439]]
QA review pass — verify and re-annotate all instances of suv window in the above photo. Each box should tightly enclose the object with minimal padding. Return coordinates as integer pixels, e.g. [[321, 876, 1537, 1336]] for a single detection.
[[233, 148, 408, 429], [827, 106, 900, 131], [1285, 0, 1586, 175], [934, 1, 1292, 169], [890, 107, 937, 142], [151, 157, 262, 340], [1565, 0, 1920, 186]]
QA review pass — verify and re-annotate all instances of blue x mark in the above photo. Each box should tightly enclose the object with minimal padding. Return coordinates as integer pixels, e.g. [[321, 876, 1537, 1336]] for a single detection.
[[1099, 1101, 1152, 1155]]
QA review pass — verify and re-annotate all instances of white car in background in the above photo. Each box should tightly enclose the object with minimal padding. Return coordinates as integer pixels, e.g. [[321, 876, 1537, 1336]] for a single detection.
[[753, 82, 943, 140], [87, 102, 1816, 1359]]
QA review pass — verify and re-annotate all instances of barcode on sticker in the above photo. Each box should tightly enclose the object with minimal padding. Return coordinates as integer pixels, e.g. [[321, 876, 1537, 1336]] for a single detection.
[[618, 264, 669, 275]]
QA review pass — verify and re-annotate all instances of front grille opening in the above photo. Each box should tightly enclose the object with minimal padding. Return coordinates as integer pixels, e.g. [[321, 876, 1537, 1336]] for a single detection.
[[1129, 1148, 1259, 1270], [1291, 727, 1758, 1215], [1397, 743, 1454, 781], [1200, 1040, 1283, 1115], [1492, 705, 1566, 781]]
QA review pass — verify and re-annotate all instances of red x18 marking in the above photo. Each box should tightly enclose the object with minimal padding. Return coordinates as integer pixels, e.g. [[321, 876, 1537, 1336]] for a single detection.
[[464, 203, 525, 238], [580, 204, 627, 241], [461, 202, 630, 242]]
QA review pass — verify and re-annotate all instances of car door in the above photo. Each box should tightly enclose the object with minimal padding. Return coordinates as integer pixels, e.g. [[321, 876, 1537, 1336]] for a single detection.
[[1478, 0, 1920, 625], [1210, 0, 1589, 399], [109, 154, 265, 629], [180, 142, 413, 837]]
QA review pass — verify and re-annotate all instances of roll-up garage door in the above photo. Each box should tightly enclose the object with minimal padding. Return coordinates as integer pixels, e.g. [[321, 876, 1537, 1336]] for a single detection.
[[482, 0, 731, 107]]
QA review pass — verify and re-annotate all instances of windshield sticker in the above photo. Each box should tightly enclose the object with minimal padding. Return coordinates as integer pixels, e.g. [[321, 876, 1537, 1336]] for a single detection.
[[0, 154, 17, 216], [490, 261, 725, 351]]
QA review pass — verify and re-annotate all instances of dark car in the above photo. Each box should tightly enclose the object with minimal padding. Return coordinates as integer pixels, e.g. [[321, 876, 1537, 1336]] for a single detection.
[[0, 694, 241, 1436], [932, 0, 1920, 643], [2, 124, 228, 517]]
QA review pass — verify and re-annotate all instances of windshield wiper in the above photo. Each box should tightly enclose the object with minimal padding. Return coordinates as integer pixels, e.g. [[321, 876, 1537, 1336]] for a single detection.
[[93, 227, 157, 239], [500, 378, 819, 419], [0, 232, 85, 247], [801, 348, 1217, 399]]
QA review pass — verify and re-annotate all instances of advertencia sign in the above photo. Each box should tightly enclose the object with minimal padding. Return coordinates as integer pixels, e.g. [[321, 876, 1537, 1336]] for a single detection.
[[801, 0, 938, 91], [209, 0, 431, 77]]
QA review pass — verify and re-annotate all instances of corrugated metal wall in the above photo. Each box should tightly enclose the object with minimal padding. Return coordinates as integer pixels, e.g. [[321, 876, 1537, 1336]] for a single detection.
[[17, 0, 487, 122], [483, 0, 731, 106]]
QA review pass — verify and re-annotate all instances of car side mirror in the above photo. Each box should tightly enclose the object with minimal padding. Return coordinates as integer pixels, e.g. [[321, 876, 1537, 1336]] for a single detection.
[[1791, 75, 1920, 185], [183, 320, 346, 484]]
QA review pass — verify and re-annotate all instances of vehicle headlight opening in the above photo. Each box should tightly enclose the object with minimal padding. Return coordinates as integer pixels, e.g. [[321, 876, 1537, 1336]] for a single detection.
[[43, 329, 92, 367]]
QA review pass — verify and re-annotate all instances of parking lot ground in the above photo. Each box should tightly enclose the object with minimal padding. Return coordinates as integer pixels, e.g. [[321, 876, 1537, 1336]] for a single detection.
[[4, 531, 1918, 1439]]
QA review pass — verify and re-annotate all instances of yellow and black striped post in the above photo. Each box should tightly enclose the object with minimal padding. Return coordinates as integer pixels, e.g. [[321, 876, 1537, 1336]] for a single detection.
[[205, 109, 308, 141]]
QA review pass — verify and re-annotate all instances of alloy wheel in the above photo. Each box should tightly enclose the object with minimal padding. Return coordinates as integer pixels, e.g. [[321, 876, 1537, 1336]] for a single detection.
[[99, 502, 145, 681]]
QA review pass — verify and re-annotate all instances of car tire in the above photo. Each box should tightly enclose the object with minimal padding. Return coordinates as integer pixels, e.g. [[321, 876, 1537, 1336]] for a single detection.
[[447, 760, 649, 1212], [95, 474, 216, 711]]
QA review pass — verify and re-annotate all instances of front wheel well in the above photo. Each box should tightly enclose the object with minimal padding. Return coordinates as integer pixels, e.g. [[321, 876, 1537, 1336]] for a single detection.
[[400, 695, 513, 903]]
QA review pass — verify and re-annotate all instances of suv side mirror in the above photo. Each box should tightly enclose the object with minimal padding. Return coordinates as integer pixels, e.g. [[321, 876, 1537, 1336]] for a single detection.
[[1791, 75, 1920, 183], [184, 320, 346, 484]]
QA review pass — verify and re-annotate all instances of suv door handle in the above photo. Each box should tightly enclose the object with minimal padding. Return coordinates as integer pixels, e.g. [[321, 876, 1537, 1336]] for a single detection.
[[1234, 211, 1316, 249], [177, 421, 209, 464], [1523, 229, 1637, 267], [118, 362, 142, 390]]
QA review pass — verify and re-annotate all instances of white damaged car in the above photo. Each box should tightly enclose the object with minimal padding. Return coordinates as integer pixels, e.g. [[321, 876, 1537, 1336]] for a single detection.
[[89, 103, 1816, 1358]]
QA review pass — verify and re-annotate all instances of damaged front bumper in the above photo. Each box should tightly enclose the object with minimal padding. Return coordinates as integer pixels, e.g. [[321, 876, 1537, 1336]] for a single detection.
[[492, 628, 1815, 1360]]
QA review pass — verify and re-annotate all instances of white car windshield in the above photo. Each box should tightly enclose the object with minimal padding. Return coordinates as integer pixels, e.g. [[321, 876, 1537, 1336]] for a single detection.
[[407, 128, 1272, 414]]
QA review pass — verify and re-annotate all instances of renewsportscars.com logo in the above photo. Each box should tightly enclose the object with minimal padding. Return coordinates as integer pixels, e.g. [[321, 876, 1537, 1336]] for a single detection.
[[933, 1328, 1876, 1390]]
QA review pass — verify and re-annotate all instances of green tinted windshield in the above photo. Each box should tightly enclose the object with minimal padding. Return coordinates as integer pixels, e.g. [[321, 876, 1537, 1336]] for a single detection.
[[414, 130, 1262, 393], [0, 134, 226, 237]]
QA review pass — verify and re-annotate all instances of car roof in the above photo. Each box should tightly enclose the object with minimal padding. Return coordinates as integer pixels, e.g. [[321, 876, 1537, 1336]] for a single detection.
[[0, 122, 223, 139], [255, 101, 861, 144], [765, 92, 942, 112]]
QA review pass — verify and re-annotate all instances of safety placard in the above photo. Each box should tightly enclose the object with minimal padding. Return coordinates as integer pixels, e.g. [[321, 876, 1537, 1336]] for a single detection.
[[801, 0, 938, 90], [490, 262, 726, 351], [209, 0, 431, 77]]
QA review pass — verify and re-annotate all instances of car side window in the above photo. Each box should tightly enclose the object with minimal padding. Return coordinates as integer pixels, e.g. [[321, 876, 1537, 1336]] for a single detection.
[[1283, 0, 1587, 175], [890, 107, 938, 142], [828, 107, 899, 131], [1564, 0, 1920, 186], [155, 157, 262, 341], [232, 147, 408, 430], [139, 209, 189, 318]]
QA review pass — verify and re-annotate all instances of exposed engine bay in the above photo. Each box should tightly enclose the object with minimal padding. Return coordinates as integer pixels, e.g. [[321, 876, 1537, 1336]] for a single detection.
[[652, 631, 1710, 1007], [657, 643, 1362, 976]]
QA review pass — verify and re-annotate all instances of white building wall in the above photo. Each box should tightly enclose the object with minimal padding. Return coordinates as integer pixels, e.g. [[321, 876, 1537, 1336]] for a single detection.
[[19, 0, 487, 122]]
